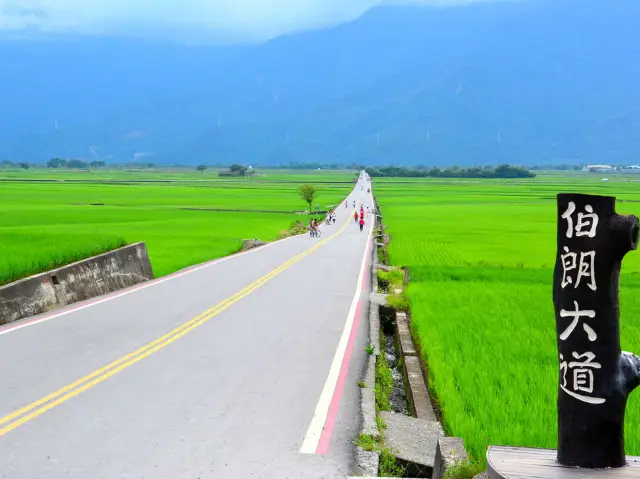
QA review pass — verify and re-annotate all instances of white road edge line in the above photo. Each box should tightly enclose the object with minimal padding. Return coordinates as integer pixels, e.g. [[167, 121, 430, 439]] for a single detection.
[[0, 232, 304, 337], [299, 188, 373, 454]]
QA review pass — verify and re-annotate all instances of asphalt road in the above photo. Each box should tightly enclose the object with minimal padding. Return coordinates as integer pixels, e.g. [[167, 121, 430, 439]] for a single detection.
[[0, 174, 375, 478]]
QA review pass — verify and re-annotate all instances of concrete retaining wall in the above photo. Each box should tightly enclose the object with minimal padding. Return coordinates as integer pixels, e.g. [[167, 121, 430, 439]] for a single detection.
[[0, 242, 154, 325]]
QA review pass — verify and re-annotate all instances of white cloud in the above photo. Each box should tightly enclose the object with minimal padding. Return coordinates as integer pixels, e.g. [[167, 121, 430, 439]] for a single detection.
[[0, 0, 501, 42]]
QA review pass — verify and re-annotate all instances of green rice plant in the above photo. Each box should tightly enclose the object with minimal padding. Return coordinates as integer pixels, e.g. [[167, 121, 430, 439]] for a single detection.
[[0, 172, 353, 284], [374, 174, 640, 465], [0, 233, 127, 286]]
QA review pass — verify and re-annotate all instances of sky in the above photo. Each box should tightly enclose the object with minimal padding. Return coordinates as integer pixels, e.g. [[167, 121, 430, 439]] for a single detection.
[[0, 0, 499, 42]]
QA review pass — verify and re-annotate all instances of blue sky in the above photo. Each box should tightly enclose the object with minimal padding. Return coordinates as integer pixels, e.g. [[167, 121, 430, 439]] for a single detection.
[[0, 0, 500, 42]]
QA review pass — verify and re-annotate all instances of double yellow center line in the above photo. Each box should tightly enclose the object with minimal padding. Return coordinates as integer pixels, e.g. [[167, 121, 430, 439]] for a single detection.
[[0, 213, 354, 437]]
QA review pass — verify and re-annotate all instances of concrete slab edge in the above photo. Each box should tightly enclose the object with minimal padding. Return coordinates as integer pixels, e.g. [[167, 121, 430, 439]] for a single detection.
[[433, 436, 469, 479], [403, 347, 437, 421], [361, 372, 378, 438], [369, 292, 388, 307]]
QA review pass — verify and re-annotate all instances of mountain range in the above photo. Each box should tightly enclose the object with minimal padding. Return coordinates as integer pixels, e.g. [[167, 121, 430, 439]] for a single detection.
[[1, 0, 639, 166]]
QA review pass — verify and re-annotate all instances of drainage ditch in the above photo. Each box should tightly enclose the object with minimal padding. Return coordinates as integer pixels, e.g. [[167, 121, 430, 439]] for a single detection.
[[380, 305, 409, 416]]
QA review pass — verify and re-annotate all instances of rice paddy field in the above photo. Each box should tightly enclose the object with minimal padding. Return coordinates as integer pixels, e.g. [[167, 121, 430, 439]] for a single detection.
[[0, 169, 354, 286], [374, 174, 640, 463]]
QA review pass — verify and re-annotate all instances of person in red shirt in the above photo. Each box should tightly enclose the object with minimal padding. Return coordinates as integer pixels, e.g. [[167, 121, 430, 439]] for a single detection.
[[354, 211, 359, 223], [359, 216, 365, 232]]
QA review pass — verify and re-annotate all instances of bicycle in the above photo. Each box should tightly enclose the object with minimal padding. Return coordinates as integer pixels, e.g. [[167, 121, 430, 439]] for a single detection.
[[309, 227, 322, 238]]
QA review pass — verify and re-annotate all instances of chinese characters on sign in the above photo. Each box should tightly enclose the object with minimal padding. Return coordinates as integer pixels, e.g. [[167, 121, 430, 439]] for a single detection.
[[559, 201, 604, 404]]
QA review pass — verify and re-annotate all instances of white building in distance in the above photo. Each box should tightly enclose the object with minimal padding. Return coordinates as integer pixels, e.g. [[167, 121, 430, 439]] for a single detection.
[[583, 164, 614, 172]]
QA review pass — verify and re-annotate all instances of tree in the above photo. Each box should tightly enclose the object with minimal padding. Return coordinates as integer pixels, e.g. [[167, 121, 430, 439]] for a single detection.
[[18, 162, 30, 169], [90, 160, 106, 168], [67, 159, 88, 169], [298, 184, 318, 213], [196, 164, 208, 173], [229, 164, 247, 176], [47, 158, 67, 168]]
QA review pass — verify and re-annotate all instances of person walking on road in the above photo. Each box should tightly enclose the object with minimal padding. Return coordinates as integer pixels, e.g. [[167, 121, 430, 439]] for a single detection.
[[359, 216, 365, 232]]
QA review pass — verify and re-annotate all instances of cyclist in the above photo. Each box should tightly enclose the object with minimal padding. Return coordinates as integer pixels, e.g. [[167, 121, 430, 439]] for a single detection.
[[359, 216, 365, 232], [353, 211, 359, 223], [308, 217, 317, 232]]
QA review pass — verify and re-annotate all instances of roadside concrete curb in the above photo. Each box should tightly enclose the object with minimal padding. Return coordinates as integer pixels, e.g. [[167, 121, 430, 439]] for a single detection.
[[354, 447, 379, 477], [369, 299, 381, 355], [360, 384, 378, 437], [354, 236, 382, 477]]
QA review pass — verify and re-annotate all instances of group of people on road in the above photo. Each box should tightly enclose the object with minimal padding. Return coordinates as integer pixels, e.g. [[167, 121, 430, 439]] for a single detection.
[[354, 205, 366, 231], [312, 193, 370, 237]]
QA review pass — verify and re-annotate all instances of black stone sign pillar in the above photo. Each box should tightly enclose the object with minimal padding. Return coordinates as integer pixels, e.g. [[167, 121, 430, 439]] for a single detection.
[[553, 193, 640, 468]]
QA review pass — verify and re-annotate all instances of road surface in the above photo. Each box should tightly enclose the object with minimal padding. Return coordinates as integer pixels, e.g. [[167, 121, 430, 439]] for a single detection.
[[0, 175, 375, 478]]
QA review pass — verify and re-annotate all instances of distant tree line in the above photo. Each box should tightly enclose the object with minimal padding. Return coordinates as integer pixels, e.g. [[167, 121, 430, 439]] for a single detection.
[[364, 164, 536, 179], [1, 160, 30, 169], [529, 164, 582, 171], [47, 158, 107, 169]]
